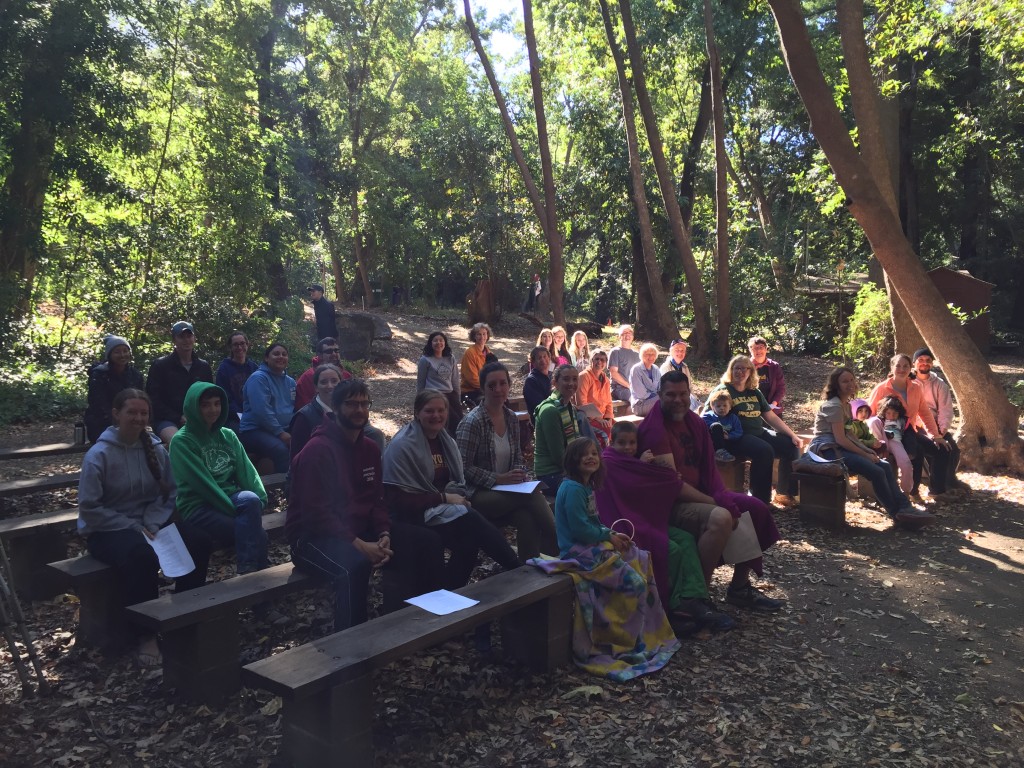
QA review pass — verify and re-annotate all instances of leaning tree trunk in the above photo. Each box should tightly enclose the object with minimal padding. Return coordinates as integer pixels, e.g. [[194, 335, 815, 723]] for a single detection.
[[617, 0, 713, 358], [767, 0, 1024, 472], [463, 0, 564, 323], [598, 0, 678, 343], [522, 0, 565, 325], [704, 0, 731, 358]]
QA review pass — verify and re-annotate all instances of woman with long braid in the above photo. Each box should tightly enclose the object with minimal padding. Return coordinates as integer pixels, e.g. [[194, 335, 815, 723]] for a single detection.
[[78, 389, 213, 666]]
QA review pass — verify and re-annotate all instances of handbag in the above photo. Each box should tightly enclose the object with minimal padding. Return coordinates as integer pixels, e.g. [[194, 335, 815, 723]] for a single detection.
[[793, 449, 847, 479]]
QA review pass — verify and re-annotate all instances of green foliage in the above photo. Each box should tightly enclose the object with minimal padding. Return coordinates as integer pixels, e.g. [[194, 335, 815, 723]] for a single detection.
[[836, 284, 894, 375]]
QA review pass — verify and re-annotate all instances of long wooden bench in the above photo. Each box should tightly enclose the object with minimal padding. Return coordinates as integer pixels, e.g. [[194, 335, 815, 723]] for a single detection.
[[0, 442, 89, 462], [46, 510, 289, 649], [126, 562, 315, 702], [2, 473, 287, 599], [0, 473, 79, 513], [242, 566, 574, 768]]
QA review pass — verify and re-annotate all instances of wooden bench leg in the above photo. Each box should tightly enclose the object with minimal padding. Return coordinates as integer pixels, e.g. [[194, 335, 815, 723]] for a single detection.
[[74, 571, 129, 650], [283, 674, 374, 768], [161, 615, 240, 703], [499, 587, 573, 673], [9, 532, 67, 600], [717, 460, 746, 493], [796, 475, 846, 529]]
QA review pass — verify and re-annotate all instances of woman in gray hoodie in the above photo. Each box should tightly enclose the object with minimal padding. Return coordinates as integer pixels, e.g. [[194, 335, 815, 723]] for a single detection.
[[78, 389, 212, 664]]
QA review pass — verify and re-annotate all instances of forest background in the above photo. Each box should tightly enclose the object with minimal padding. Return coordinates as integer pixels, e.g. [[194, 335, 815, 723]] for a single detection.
[[1, 0, 1022, 432]]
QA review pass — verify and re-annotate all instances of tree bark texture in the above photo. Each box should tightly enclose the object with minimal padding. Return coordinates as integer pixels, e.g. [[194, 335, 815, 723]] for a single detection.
[[616, 0, 712, 358], [767, 0, 1023, 471], [703, 0, 731, 358], [598, 0, 679, 343]]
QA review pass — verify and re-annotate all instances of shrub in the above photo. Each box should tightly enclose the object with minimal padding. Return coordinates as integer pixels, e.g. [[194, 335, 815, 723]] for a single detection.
[[837, 284, 893, 375]]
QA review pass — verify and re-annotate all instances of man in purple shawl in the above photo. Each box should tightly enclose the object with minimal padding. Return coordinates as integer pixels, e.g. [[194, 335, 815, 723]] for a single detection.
[[636, 371, 784, 613], [596, 421, 735, 632]]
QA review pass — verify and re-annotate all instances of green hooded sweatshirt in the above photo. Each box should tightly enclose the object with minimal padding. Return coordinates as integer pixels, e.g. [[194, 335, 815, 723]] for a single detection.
[[169, 381, 267, 520]]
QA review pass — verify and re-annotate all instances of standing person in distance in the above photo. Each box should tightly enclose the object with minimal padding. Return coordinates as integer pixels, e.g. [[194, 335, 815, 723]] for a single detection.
[[146, 321, 214, 445], [84, 335, 145, 443], [308, 284, 337, 343]]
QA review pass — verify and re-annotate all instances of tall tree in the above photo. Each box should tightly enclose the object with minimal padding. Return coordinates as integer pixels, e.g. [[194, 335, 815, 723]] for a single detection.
[[597, 0, 678, 342], [766, 0, 1024, 471], [616, 0, 712, 356]]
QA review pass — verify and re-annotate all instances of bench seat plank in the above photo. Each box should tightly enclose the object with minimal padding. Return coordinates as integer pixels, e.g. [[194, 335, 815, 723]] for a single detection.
[[0, 443, 88, 461], [243, 566, 572, 700], [0, 473, 79, 499]]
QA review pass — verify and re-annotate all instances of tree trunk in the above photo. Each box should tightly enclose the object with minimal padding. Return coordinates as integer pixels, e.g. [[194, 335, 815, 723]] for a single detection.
[[704, 0, 731, 358], [616, 0, 713, 358], [350, 188, 374, 305], [767, 0, 1024, 472], [678, 62, 712, 234], [522, 0, 565, 326], [897, 54, 921, 255], [463, 0, 564, 323], [598, 0, 678, 343], [956, 28, 984, 266], [255, 0, 290, 300]]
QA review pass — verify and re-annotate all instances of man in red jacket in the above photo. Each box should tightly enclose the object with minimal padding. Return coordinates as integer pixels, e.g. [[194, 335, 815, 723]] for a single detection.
[[287, 379, 442, 630], [293, 337, 350, 411]]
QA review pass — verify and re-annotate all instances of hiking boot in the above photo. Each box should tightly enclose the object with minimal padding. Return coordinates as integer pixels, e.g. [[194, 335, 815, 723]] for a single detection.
[[675, 598, 736, 633], [715, 449, 736, 462], [726, 583, 785, 613]]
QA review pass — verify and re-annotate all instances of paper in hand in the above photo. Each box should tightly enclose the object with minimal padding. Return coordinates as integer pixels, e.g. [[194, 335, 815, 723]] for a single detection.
[[145, 523, 196, 578]]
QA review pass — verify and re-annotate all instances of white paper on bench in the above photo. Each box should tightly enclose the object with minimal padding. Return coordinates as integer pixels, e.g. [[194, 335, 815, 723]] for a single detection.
[[145, 523, 196, 577], [491, 480, 542, 494], [405, 589, 480, 615]]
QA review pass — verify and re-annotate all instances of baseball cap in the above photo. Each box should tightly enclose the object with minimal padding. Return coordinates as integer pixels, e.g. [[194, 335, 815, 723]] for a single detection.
[[171, 321, 195, 336], [308, 284, 325, 293]]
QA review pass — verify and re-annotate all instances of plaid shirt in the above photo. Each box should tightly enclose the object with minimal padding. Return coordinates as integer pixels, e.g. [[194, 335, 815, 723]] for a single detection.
[[455, 405, 524, 498]]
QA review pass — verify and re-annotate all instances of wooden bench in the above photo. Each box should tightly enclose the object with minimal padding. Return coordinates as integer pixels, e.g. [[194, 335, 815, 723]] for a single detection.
[[126, 562, 315, 702], [242, 566, 574, 768], [0, 442, 89, 462], [2, 473, 287, 599], [0, 472, 79, 513], [46, 510, 289, 647], [794, 472, 846, 529]]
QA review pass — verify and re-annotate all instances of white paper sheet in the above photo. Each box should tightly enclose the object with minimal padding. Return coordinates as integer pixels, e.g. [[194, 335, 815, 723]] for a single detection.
[[721, 511, 763, 564], [145, 523, 196, 578], [491, 480, 542, 494], [806, 450, 833, 463], [405, 589, 480, 615]]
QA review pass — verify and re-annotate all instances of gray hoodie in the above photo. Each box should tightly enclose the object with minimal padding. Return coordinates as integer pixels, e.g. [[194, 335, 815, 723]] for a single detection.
[[77, 427, 176, 536]]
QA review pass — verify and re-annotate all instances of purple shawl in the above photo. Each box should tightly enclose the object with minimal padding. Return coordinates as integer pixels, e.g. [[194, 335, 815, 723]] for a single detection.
[[596, 447, 682, 608], [637, 402, 780, 575]]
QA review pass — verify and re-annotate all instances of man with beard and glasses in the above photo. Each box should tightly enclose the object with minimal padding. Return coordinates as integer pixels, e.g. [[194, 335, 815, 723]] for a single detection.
[[287, 379, 443, 631]]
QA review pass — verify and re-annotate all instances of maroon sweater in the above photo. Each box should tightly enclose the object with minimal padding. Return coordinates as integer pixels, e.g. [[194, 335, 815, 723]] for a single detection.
[[286, 418, 389, 544]]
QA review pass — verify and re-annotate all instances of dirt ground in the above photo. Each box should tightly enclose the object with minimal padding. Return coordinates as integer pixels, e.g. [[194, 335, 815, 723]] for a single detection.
[[1, 310, 1023, 767]]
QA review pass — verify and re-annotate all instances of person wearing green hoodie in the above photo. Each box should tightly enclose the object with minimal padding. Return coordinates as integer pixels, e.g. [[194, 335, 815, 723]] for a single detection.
[[170, 382, 270, 574]]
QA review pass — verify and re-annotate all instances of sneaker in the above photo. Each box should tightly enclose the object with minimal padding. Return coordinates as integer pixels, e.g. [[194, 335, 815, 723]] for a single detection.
[[715, 449, 736, 462], [726, 583, 785, 613], [675, 598, 736, 632]]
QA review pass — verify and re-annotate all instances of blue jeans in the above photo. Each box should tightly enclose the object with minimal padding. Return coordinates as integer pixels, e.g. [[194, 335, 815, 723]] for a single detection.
[[836, 450, 908, 517], [187, 491, 269, 573], [239, 428, 290, 474]]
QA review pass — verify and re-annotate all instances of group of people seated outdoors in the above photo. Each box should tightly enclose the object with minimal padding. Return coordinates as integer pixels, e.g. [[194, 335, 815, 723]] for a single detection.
[[78, 316, 962, 674]]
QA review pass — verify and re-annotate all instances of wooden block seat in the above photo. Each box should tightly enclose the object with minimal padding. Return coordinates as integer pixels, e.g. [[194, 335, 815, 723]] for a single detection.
[[794, 472, 846, 529], [2, 473, 286, 600], [0, 442, 89, 462], [46, 510, 288, 652], [242, 566, 574, 768], [126, 561, 316, 702]]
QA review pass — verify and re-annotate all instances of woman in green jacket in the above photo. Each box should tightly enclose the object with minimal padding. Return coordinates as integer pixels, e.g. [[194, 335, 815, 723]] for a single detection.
[[169, 382, 270, 573]]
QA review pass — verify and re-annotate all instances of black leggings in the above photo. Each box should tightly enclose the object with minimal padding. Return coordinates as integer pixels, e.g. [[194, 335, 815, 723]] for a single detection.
[[434, 509, 521, 590]]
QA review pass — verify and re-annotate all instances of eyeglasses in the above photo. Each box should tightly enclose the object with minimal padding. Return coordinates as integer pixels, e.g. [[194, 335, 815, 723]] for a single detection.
[[342, 399, 372, 410]]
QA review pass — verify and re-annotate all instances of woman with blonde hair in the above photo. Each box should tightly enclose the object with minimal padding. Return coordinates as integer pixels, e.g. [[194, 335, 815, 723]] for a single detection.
[[706, 355, 801, 505], [568, 330, 591, 371], [460, 323, 496, 406], [550, 326, 571, 366], [536, 328, 557, 374]]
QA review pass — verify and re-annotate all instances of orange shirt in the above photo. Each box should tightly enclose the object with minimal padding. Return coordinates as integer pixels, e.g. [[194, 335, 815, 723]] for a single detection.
[[460, 345, 489, 394], [577, 369, 613, 420], [868, 375, 940, 438]]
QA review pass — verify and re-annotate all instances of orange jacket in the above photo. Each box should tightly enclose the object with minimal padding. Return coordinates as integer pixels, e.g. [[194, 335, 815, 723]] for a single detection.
[[459, 345, 489, 395], [868, 375, 940, 438], [576, 369, 613, 420]]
